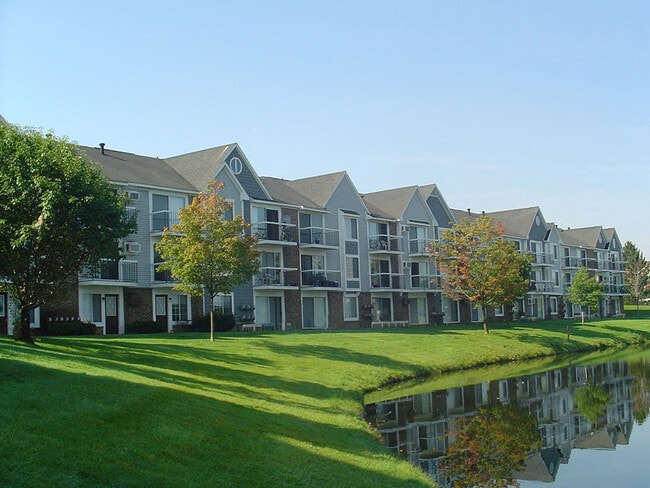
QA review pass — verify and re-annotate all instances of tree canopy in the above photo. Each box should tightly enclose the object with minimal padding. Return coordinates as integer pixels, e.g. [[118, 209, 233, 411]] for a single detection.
[[0, 124, 135, 342], [567, 267, 604, 324], [155, 180, 259, 341], [430, 215, 531, 333], [622, 241, 649, 313]]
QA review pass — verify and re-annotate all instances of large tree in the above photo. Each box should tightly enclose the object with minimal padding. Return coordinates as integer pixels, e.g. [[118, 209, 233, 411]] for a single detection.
[[155, 180, 259, 341], [622, 241, 649, 313], [430, 215, 531, 334], [0, 124, 135, 343], [567, 267, 604, 325]]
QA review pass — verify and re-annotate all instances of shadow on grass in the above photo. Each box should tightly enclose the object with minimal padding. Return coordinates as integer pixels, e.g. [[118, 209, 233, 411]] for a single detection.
[[0, 343, 432, 488]]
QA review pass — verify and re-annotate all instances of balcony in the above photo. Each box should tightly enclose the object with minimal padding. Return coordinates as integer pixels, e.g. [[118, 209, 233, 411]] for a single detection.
[[253, 221, 297, 244], [370, 273, 403, 289], [151, 211, 179, 233], [369, 235, 401, 253], [299, 227, 339, 248], [301, 270, 341, 288], [253, 267, 298, 288], [79, 260, 138, 284], [152, 265, 176, 284], [409, 275, 436, 290], [531, 252, 554, 266], [408, 238, 431, 256]]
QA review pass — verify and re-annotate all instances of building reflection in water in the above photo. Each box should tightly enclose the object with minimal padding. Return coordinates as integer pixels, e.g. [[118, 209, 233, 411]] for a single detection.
[[365, 356, 647, 487]]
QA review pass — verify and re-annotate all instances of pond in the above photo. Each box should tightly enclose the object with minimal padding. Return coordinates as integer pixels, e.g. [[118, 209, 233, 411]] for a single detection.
[[364, 348, 650, 487]]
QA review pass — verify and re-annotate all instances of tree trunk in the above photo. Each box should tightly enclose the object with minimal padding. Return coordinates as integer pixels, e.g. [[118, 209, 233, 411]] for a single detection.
[[483, 319, 489, 334], [566, 324, 571, 341], [581, 310, 585, 325], [14, 306, 33, 344], [210, 308, 214, 342]]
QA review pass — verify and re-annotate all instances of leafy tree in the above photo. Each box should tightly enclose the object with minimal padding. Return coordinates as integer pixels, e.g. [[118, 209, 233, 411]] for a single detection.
[[0, 124, 135, 343], [567, 267, 604, 326], [441, 403, 542, 488], [574, 384, 610, 426], [622, 241, 649, 313], [430, 216, 531, 334], [155, 180, 259, 341]]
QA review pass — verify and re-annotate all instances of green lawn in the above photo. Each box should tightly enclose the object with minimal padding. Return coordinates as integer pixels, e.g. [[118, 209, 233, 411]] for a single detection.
[[1, 313, 649, 488]]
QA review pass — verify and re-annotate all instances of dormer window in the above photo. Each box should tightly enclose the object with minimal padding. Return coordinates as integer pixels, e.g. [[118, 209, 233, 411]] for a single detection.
[[229, 157, 243, 174]]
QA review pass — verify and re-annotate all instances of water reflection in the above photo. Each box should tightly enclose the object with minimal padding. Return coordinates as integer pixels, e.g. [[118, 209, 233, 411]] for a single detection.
[[364, 350, 650, 487]]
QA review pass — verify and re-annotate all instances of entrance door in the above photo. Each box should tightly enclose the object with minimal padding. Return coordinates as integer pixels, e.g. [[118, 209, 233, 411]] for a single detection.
[[0, 292, 7, 335], [155, 295, 168, 326], [105, 294, 119, 334], [269, 297, 282, 330]]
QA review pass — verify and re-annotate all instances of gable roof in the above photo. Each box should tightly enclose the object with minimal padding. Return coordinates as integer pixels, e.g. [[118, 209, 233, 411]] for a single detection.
[[258, 176, 322, 209], [485, 206, 542, 239], [361, 186, 419, 220], [278, 171, 349, 208], [164, 144, 237, 190], [80, 145, 196, 192], [420, 184, 456, 228], [559, 226, 606, 248]]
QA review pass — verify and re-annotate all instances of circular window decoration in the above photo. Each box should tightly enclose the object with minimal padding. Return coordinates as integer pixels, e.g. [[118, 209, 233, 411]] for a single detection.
[[229, 157, 243, 175], [535, 216, 540, 226]]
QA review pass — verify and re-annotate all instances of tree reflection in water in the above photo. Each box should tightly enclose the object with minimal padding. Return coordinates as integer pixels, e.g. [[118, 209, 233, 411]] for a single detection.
[[441, 403, 541, 488], [365, 349, 650, 487]]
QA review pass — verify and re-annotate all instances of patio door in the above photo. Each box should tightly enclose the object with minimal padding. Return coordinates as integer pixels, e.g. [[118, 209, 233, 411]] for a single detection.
[[0, 292, 7, 335], [155, 294, 168, 326], [105, 294, 119, 334]]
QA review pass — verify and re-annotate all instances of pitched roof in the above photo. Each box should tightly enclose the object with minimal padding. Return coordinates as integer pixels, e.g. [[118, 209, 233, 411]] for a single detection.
[[419, 184, 456, 228], [559, 226, 605, 248], [164, 144, 237, 190], [80, 146, 196, 192], [278, 172, 348, 208], [485, 206, 541, 239], [258, 176, 321, 209], [361, 186, 419, 220]]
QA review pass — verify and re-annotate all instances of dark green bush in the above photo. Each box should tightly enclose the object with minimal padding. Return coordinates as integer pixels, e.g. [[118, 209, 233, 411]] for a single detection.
[[194, 313, 236, 332], [47, 320, 97, 336], [125, 320, 168, 334]]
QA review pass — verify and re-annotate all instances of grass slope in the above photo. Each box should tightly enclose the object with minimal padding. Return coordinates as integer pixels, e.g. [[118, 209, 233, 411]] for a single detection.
[[1, 311, 649, 488]]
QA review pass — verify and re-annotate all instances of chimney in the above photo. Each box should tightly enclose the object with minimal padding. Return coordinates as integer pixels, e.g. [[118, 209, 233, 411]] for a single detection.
[[99, 143, 105, 155], [467, 208, 471, 216]]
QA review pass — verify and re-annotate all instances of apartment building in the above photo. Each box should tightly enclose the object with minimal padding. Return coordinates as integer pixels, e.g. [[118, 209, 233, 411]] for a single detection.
[[1, 141, 626, 335]]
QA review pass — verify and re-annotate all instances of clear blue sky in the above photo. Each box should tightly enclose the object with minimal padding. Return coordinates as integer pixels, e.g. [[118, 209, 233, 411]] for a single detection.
[[2, 1, 649, 254]]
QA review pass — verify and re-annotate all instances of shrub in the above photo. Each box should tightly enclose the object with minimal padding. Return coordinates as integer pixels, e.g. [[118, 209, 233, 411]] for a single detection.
[[46, 320, 97, 336], [194, 313, 236, 332], [125, 320, 168, 334]]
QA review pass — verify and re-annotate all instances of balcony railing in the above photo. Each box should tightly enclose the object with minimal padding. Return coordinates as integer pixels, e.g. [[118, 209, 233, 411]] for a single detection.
[[408, 238, 431, 255], [409, 275, 436, 289], [253, 221, 297, 243], [370, 273, 402, 289], [80, 260, 138, 283], [151, 211, 180, 233], [369, 235, 401, 253], [152, 265, 176, 283], [299, 227, 339, 247], [301, 270, 341, 288], [531, 252, 554, 266], [253, 267, 298, 287]]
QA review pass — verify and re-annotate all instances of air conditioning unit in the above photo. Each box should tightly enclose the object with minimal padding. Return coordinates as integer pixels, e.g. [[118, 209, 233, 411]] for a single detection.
[[127, 191, 140, 202], [124, 242, 141, 254], [401, 225, 410, 233], [403, 261, 411, 268]]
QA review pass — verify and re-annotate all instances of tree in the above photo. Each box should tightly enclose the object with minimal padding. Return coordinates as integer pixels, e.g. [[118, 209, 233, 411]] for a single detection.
[[0, 124, 135, 343], [574, 384, 610, 426], [567, 267, 604, 328], [155, 180, 259, 341], [622, 241, 649, 314], [441, 403, 542, 488], [430, 216, 531, 334]]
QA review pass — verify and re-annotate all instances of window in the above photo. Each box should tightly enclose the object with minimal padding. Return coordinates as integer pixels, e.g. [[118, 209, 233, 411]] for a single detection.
[[343, 295, 358, 320], [152, 194, 184, 232], [372, 297, 392, 322], [299, 213, 323, 244], [345, 256, 360, 288], [301, 254, 325, 286], [213, 294, 233, 314], [495, 304, 504, 316], [344, 216, 358, 240], [302, 296, 327, 329], [369, 222, 388, 249], [409, 297, 427, 325], [223, 200, 234, 221], [371, 259, 391, 288], [171, 295, 188, 322], [409, 226, 427, 253], [80, 293, 102, 323], [550, 297, 558, 315], [153, 247, 172, 282], [252, 207, 280, 240], [259, 252, 282, 285], [471, 305, 483, 323]]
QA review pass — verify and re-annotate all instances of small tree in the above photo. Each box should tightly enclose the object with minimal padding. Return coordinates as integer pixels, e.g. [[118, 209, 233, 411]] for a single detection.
[[155, 180, 259, 341], [430, 216, 531, 334], [0, 124, 135, 343], [567, 267, 604, 327], [623, 241, 649, 314]]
